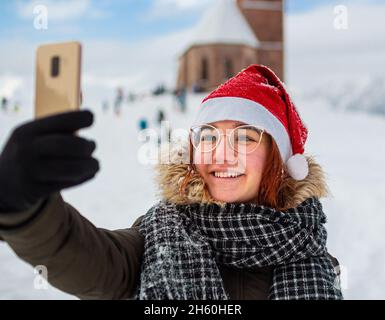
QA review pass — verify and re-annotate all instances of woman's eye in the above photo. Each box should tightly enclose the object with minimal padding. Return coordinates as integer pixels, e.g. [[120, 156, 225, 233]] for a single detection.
[[201, 134, 216, 142], [236, 135, 254, 143]]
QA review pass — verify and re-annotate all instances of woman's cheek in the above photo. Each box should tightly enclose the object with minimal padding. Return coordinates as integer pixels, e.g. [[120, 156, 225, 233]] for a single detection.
[[193, 151, 213, 166], [245, 154, 265, 179], [195, 163, 205, 177]]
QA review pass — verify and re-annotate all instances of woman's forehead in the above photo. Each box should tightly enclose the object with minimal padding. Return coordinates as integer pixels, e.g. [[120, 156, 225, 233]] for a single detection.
[[207, 120, 247, 128]]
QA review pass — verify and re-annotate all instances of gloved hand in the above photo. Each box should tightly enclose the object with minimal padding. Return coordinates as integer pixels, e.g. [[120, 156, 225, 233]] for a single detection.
[[0, 110, 99, 213]]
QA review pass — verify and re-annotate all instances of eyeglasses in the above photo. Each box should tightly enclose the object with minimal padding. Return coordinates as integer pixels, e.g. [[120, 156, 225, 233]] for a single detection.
[[190, 124, 265, 154]]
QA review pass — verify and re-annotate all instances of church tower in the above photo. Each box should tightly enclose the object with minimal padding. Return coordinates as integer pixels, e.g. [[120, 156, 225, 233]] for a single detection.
[[176, 0, 285, 92], [236, 0, 284, 80]]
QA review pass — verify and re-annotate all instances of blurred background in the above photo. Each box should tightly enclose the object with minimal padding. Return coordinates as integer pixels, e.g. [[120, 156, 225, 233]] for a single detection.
[[0, 0, 384, 299]]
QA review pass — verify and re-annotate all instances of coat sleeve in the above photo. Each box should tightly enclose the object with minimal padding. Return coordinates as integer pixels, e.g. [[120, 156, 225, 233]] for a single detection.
[[0, 192, 145, 300]]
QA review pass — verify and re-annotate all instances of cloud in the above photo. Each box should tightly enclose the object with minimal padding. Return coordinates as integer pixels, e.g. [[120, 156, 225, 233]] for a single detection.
[[146, 0, 213, 20], [81, 27, 194, 95]]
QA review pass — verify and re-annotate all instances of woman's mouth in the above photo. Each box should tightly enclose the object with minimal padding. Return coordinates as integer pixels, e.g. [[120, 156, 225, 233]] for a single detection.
[[210, 171, 245, 179]]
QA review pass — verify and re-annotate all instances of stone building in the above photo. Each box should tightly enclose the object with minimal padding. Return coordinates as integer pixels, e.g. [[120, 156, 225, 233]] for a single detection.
[[176, 0, 284, 92]]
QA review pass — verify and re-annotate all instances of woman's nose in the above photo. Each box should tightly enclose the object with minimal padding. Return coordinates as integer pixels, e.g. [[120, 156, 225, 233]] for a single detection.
[[213, 135, 237, 164]]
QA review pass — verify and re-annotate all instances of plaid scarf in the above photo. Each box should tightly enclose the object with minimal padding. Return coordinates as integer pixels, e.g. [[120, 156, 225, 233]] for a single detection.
[[134, 197, 343, 300]]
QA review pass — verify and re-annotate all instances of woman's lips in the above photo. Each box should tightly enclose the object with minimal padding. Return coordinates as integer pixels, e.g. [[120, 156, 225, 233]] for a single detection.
[[210, 172, 245, 180]]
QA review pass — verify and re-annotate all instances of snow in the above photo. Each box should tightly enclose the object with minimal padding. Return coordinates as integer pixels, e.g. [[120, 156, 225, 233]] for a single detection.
[[181, 0, 259, 54], [0, 87, 384, 299]]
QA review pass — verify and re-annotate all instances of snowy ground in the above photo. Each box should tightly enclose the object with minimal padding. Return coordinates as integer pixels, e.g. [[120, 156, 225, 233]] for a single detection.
[[0, 91, 384, 299]]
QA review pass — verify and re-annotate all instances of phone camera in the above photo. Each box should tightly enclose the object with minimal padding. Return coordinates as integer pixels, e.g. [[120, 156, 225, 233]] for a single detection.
[[51, 56, 60, 78]]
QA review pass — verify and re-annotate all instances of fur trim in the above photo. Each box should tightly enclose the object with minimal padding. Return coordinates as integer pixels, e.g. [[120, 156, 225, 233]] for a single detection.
[[155, 143, 330, 209]]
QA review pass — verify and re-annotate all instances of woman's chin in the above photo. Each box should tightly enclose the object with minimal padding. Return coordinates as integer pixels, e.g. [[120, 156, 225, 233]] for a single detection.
[[209, 191, 243, 203], [205, 175, 258, 203]]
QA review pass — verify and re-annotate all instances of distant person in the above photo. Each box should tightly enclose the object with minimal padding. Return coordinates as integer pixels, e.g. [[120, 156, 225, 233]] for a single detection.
[[176, 87, 187, 113], [127, 92, 136, 104], [192, 81, 202, 93], [1, 97, 8, 112], [152, 84, 166, 96], [156, 109, 165, 127], [138, 118, 148, 131], [114, 87, 124, 116]]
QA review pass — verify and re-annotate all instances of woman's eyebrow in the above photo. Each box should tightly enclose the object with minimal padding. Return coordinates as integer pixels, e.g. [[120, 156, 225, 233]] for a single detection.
[[208, 122, 245, 129], [233, 122, 247, 128]]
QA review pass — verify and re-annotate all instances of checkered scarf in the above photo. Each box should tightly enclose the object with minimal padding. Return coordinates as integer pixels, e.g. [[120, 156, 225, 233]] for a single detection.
[[134, 197, 343, 300]]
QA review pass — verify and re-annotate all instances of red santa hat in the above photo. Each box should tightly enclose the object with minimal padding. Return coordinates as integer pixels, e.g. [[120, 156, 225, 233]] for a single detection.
[[192, 64, 309, 180]]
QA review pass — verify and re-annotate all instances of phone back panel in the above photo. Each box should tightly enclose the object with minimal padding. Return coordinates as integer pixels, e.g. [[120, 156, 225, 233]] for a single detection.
[[35, 42, 81, 118]]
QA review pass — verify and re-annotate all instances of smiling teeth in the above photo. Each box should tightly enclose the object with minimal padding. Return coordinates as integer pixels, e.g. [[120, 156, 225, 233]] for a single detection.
[[214, 172, 243, 178]]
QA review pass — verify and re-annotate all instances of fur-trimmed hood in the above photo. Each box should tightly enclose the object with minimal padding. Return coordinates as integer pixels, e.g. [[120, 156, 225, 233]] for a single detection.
[[155, 142, 330, 209]]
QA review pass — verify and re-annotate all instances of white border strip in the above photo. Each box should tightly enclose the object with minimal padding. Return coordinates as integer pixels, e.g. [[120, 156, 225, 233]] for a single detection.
[[192, 97, 292, 162]]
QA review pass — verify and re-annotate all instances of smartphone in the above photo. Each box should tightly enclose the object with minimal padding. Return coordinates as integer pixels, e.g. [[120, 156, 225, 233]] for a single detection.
[[34, 41, 82, 119]]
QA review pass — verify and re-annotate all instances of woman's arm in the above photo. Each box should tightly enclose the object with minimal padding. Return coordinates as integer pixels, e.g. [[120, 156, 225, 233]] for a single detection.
[[0, 192, 144, 300]]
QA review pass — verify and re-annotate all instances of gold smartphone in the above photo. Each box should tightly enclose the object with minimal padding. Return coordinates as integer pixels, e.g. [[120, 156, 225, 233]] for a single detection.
[[34, 41, 82, 119]]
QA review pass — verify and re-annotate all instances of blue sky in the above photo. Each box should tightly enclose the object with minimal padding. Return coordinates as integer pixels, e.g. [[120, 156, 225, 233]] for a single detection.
[[1, 0, 382, 43]]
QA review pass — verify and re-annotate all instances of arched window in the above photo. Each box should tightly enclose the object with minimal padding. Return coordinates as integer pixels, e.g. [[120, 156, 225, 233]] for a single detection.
[[201, 57, 209, 81], [224, 58, 234, 79]]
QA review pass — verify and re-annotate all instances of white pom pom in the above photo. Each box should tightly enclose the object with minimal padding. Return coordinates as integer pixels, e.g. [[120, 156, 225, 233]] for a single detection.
[[286, 154, 309, 180]]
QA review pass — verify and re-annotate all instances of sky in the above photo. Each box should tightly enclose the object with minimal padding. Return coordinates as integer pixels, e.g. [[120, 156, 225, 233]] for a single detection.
[[0, 0, 383, 42], [0, 0, 384, 103]]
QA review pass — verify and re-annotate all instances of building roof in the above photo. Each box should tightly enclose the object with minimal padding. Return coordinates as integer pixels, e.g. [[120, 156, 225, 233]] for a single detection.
[[182, 0, 260, 54]]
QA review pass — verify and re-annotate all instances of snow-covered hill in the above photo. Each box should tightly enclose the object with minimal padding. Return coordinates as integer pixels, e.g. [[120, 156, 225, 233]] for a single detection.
[[0, 91, 384, 299], [293, 76, 385, 116]]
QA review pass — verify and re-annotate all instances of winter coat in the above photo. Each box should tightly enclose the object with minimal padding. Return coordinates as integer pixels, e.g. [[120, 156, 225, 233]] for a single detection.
[[0, 155, 341, 300]]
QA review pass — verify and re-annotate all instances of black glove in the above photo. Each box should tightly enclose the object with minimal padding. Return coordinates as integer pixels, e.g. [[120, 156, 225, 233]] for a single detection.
[[0, 110, 99, 213]]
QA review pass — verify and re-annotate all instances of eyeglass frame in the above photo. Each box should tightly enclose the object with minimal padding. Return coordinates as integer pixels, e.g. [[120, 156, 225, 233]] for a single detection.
[[189, 123, 265, 154]]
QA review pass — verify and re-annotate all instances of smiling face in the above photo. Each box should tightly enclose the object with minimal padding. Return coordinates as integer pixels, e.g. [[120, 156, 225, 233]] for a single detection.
[[193, 120, 270, 203]]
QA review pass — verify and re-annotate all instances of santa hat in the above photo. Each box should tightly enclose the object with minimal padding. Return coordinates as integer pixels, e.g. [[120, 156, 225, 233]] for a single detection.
[[192, 64, 309, 180]]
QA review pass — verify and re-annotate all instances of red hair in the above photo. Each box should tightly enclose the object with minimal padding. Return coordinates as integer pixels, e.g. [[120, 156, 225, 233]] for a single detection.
[[255, 134, 289, 210]]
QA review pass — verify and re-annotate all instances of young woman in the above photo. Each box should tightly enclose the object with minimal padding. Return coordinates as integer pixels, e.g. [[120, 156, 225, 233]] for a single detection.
[[0, 64, 342, 300]]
